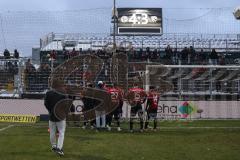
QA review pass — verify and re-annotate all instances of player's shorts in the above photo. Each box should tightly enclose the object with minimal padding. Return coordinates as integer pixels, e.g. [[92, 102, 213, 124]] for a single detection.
[[147, 108, 158, 119], [113, 100, 123, 113], [131, 103, 143, 117]]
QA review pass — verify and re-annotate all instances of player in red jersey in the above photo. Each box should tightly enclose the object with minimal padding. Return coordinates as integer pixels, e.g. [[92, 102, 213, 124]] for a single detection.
[[145, 86, 160, 131], [126, 83, 147, 132], [106, 83, 124, 131]]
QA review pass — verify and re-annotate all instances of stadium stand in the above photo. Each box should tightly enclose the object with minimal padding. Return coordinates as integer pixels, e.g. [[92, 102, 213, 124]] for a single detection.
[[0, 8, 239, 100]]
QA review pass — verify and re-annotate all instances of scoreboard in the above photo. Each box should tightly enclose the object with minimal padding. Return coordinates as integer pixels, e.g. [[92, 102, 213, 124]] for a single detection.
[[117, 8, 163, 35]]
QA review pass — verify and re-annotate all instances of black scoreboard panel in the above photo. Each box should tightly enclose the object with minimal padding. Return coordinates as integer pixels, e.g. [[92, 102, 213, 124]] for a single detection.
[[117, 8, 163, 35]]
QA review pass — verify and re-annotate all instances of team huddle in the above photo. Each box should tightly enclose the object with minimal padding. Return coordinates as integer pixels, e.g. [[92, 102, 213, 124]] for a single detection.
[[44, 81, 160, 156]]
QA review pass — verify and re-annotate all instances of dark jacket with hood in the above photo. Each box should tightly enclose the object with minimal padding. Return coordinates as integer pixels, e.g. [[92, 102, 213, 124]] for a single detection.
[[44, 90, 66, 122]]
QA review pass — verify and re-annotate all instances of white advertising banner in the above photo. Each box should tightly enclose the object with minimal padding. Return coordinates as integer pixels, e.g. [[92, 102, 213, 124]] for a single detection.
[[157, 101, 240, 119], [0, 99, 47, 116], [0, 99, 240, 119]]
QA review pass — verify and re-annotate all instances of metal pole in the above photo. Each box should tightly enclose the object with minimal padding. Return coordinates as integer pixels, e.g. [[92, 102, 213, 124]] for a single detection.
[[17, 59, 23, 98], [210, 68, 213, 100], [113, 0, 116, 54], [179, 74, 182, 100]]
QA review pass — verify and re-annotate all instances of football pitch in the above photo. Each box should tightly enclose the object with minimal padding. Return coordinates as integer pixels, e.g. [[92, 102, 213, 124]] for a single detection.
[[0, 120, 240, 160]]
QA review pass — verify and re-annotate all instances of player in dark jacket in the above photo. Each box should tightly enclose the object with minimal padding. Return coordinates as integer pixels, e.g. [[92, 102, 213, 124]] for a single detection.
[[44, 82, 68, 156], [82, 96, 100, 128], [82, 83, 100, 129]]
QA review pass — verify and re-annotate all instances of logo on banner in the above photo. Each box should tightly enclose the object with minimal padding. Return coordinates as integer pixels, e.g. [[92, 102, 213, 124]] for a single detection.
[[178, 102, 197, 118], [73, 100, 84, 114], [0, 114, 38, 123]]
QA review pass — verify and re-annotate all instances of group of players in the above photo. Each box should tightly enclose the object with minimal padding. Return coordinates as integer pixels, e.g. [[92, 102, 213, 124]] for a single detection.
[[75, 82, 160, 133], [44, 81, 160, 156]]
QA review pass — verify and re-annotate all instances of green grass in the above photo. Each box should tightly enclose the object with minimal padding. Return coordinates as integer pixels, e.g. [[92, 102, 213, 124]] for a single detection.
[[0, 125, 8, 129], [0, 120, 240, 160]]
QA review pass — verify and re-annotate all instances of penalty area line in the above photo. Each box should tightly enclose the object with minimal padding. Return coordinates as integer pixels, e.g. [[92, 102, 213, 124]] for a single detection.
[[0, 125, 14, 132]]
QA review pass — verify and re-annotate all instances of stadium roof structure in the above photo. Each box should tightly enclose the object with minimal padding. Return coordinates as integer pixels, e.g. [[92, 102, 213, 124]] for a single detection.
[[40, 32, 240, 52], [0, 8, 239, 55]]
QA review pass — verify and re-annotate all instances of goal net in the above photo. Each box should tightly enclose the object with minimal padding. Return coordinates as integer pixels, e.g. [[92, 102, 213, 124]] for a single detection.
[[145, 64, 240, 119]]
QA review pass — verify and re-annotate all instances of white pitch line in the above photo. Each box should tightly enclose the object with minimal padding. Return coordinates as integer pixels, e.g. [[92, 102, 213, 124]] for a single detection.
[[160, 127, 240, 129], [7, 125, 240, 130], [0, 125, 14, 132], [31, 125, 240, 129]]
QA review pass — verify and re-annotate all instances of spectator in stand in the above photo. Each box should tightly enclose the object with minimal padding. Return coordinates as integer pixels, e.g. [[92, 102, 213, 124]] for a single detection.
[[87, 48, 92, 54], [79, 48, 83, 54], [133, 50, 138, 59], [199, 49, 208, 65], [219, 54, 226, 65], [25, 58, 36, 73], [146, 47, 151, 60], [14, 49, 19, 59], [63, 47, 69, 60], [165, 45, 173, 63], [25, 59, 36, 91], [128, 48, 135, 60], [7, 61, 14, 73], [189, 46, 196, 65], [70, 48, 77, 58], [13, 49, 20, 72], [195, 50, 201, 65], [209, 48, 218, 65], [139, 48, 143, 60], [37, 63, 51, 91], [180, 47, 188, 65], [38, 63, 45, 72], [45, 63, 51, 72], [152, 49, 158, 60], [4, 49, 10, 59], [38, 63, 51, 73], [141, 48, 147, 61], [92, 50, 96, 56], [173, 48, 179, 64], [50, 50, 57, 60]]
